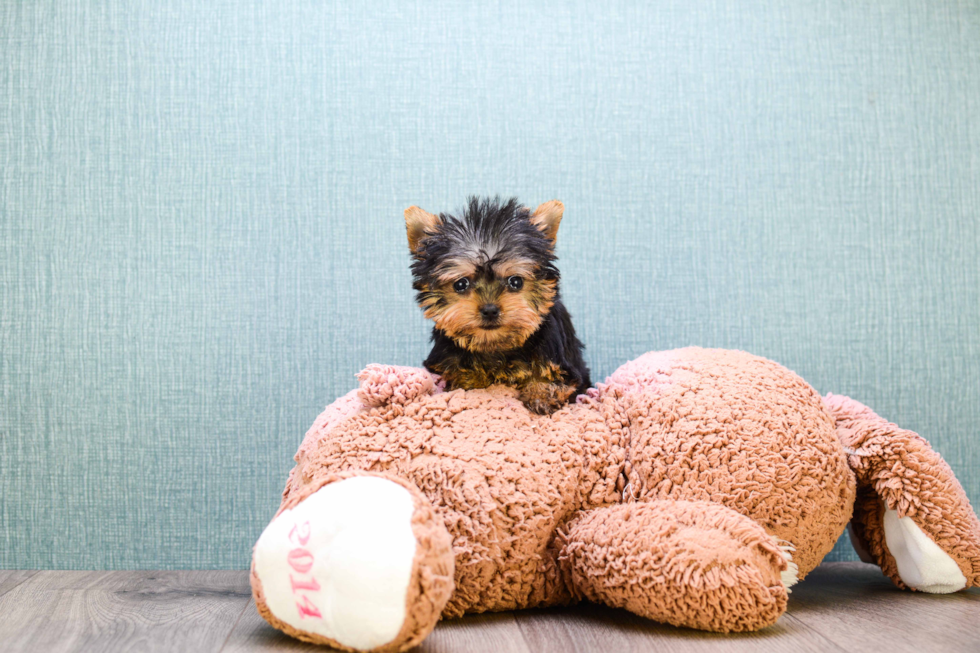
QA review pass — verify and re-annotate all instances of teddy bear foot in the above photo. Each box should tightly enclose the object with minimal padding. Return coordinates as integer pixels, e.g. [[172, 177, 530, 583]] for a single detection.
[[881, 509, 967, 593], [825, 393, 980, 594], [559, 500, 794, 633], [250, 473, 455, 652]]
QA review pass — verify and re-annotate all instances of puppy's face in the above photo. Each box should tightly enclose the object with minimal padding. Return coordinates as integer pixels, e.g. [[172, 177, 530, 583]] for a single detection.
[[420, 252, 556, 353], [406, 198, 564, 353]]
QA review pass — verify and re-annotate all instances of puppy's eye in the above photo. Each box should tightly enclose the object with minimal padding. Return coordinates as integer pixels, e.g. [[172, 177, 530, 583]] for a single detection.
[[453, 278, 470, 293], [507, 276, 524, 291]]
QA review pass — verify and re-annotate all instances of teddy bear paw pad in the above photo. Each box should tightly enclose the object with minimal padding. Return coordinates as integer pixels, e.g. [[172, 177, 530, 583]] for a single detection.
[[253, 476, 418, 650], [883, 509, 967, 594]]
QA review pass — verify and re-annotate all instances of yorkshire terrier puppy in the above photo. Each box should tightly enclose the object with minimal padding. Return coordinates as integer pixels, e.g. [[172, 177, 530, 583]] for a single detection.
[[405, 196, 591, 414]]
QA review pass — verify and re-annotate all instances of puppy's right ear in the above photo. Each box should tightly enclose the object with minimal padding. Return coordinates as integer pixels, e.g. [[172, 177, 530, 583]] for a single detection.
[[404, 206, 441, 254]]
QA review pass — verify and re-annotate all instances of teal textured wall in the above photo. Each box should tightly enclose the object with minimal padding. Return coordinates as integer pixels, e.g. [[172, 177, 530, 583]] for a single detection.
[[2, 0, 978, 569]]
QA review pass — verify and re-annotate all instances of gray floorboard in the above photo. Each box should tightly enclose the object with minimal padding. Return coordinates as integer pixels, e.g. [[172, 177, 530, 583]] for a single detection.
[[0, 570, 39, 598], [0, 571, 251, 653], [512, 603, 840, 653], [0, 563, 977, 652], [785, 562, 980, 653]]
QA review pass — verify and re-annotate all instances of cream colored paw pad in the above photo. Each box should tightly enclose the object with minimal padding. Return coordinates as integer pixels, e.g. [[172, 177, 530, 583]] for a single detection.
[[777, 542, 799, 591], [253, 477, 418, 650], [883, 508, 966, 594]]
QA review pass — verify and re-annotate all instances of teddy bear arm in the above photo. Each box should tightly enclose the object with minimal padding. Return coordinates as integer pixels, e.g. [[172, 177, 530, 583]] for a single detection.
[[251, 471, 455, 653], [557, 501, 794, 633], [825, 393, 980, 593]]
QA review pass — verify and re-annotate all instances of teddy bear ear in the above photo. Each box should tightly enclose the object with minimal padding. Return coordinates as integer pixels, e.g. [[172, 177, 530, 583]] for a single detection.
[[404, 206, 442, 254], [530, 200, 564, 243]]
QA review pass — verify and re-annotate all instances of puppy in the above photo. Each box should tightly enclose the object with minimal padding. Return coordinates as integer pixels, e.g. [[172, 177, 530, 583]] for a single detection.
[[405, 196, 590, 414]]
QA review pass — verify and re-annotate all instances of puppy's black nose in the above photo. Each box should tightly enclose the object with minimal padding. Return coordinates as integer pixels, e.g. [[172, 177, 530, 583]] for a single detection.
[[480, 304, 500, 320]]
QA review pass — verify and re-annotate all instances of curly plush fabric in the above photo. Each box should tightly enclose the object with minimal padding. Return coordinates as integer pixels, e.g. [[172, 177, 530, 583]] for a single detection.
[[594, 348, 855, 577], [823, 393, 980, 588], [251, 347, 980, 652], [285, 383, 624, 616], [558, 500, 790, 632], [356, 365, 440, 408]]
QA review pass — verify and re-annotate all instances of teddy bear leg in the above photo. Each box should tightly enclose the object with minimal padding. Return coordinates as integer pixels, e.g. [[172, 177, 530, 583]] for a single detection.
[[250, 471, 455, 652], [558, 500, 795, 633], [825, 393, 980, 593]]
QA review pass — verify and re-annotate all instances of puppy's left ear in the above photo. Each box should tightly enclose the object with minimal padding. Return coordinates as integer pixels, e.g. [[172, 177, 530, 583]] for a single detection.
[[530, 200, 564, 243]]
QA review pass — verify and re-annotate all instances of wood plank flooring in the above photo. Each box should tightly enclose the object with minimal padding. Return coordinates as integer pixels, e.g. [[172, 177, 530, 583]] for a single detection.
[[0, 563, 976, 652]]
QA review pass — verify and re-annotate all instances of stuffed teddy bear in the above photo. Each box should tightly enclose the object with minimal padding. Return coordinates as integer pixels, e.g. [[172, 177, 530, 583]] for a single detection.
[[250, 347, 980, 652]]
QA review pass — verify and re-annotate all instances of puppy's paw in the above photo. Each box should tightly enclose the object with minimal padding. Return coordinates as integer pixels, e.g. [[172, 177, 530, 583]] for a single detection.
[[519, 381, 576, 415]]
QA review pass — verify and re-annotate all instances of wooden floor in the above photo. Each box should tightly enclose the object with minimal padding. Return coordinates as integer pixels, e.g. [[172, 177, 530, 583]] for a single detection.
[[0, 563, 977, 652]]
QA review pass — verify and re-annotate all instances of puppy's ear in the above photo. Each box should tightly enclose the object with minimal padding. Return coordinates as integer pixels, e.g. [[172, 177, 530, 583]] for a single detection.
[[530, 200, 564, 243], [404, 206, 441, 254]]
